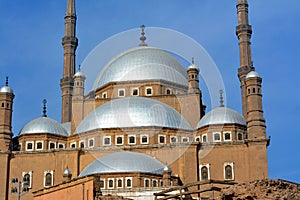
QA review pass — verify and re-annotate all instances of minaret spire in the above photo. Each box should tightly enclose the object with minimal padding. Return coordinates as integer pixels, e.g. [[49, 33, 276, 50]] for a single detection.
[[66, 0, 76, 16], [60, 0, 78, 123], [139, 25, 147, 46], [219, 90, 224, 107], [236, 0, 255, 119], [42, 99, 47, 117]]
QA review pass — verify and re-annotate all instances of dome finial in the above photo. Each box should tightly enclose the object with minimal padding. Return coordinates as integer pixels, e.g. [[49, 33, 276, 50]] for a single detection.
[[42, 99, 47, 117], [78, 64, 81, 72], [219, 89, 224, 107], [192, 57, 194, 64], [139, 24, 147, 46], [5, 76, 8, 86]]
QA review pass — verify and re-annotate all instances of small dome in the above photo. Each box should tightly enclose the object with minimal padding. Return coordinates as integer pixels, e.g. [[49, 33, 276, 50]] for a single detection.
[[164, 165, 171, 171], [93, 46, 188, 89], [75, 97, 192, 134], [196, 107, 246, 129], [187, 63, 199, 71], [63, 167, 72, 175], [79, 152, 165, 177], [0, 86, 13, 94], [246, 71, 260, 79], [74, 70, 86, 78], [19, 117, 68, 136]]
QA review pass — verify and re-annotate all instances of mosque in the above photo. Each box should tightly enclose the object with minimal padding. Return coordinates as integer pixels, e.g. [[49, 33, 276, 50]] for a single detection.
[[0, 0, 269, 199]]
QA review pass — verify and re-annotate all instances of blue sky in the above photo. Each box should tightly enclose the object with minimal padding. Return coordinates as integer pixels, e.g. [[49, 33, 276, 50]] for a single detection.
[[0, 1, 299, 183]]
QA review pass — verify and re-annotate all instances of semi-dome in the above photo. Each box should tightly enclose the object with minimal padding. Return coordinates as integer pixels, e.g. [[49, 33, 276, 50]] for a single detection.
[[93, 46, 188, 89], [79, 151, 165, 177], [0, 85, 13, 94], [75, 97, 192, 133], [19, 117, 68, 136], [246, 71, 260, 79], [196, 107, 246, 129]]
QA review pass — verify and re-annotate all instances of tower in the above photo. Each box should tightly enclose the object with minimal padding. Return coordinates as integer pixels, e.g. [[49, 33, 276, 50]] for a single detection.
[[187, 58, 200, 94], [236, 0, 255, 119], [0, 77, 14, 151], [60, 0, 78, 123], [245, 71, 266, 138]]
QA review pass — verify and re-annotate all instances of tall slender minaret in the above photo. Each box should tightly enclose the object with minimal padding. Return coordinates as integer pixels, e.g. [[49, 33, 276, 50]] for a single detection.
[[236, 0, 255, 119], [0, 77, 14, 151], [60, 0, 78, 123]]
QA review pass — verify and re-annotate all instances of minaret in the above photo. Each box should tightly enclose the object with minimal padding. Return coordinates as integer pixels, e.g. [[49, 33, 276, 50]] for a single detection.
[[0, 77, 15, 151], [245, 71, 266, 139], [236, 0, 255, 119], [60, 0, 78, 123], [187, 58, 200, 94]]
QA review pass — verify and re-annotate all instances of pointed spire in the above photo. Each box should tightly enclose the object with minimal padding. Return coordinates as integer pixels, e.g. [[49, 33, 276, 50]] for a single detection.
[[42, 99, 47, 117], [219, 90, 224, 107], [139, 25, 147, 46], [66, 0, 76, 16], [5, 76, 8, 86]]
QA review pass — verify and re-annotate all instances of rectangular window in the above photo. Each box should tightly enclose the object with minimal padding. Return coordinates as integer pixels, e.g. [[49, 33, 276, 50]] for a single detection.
[[131, 88, 139, 96], [116, 135, 124, 145], [158, 135, 166, 144], [140, 134, 149, 144], [182, 137, 189, 143], [128, 135, 136, 145], [152, 179, 158, 187], [103, 136, 111, 146], [118, 89, 125, 97]]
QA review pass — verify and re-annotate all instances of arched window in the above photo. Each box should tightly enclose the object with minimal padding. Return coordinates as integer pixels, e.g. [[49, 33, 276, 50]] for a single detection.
[[225, 165, 233, 180], [116, 136, 123, 145], [252, 88, 256, 93], [117, 179, 123, 188], [238, 133, 243, 140], [108, 179, 114, 188], [27, 142, 33, 150], [45, 173, 52, 187], [224, 132, 231, 141], [201, 166, 208, 180], [128, 135, 136, 144], [202, 134, 207, 142], [36, 141, 43, 150], [49, 142, 55, 149], [126, 178, 132, 188], [23, 173, 31, 188], [144, 179, 150, 187], [153, 180, 157, 187]]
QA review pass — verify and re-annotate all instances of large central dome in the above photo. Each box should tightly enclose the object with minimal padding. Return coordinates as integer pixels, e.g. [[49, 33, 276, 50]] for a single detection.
[[75, 97, 192, 133], [93, 46, 188, 89]]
